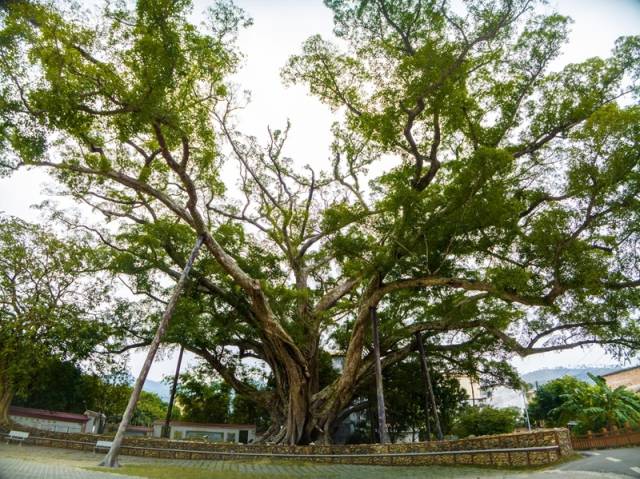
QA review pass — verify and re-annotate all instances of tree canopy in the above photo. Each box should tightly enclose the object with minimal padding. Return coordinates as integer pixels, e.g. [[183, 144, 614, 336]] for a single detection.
[[0, 0, 639, 444]]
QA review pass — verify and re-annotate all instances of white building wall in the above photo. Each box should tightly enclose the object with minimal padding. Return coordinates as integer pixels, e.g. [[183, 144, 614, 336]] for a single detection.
[[153, 423, 256, 443], [9, 415, 84, 433]]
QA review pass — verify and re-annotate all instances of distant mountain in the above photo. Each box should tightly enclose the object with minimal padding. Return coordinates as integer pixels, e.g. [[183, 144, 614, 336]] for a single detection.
[[521, 366, 622, 387], [126, 377, 171, 402], [143, 379, 171, 402]]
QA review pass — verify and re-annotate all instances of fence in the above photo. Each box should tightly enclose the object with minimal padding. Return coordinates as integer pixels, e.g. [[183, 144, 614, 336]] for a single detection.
[[1, 428, 572, 467], [571, 427, 640, 450]]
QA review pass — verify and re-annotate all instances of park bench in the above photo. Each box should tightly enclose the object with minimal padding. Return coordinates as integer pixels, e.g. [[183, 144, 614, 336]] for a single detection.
[[6, 430, 29, 445], [94, 440, 113, 454]]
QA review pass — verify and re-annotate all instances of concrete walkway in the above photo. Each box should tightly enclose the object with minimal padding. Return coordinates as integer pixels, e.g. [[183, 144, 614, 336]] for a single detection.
[[0, 443, 629, 479]]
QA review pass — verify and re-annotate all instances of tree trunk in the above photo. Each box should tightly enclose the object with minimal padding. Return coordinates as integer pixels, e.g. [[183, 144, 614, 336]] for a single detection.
[[99, 235, 203, 468], [0, 376, 14, 425]]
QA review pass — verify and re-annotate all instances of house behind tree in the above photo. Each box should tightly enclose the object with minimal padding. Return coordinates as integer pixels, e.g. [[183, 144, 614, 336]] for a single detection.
[[600, 366, 640, 392], [153, 420, 256, 443], [8, 406, 90, 433]]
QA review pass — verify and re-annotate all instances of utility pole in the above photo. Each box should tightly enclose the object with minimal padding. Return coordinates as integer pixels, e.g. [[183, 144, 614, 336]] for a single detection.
[[414, 332, 432, 441], [470, 379, 476, 406], [163, 344, 184, 438], [415, 331, 443, 440], [99, 235, 204, 468], [522, 387, 532, 431], [370, 306, 388, 443]]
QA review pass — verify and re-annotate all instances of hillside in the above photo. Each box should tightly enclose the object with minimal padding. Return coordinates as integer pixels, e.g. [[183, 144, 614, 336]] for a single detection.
[[521, 366, 622, 386], [143, 379, 171, 402], [127, 378, 170, 402]]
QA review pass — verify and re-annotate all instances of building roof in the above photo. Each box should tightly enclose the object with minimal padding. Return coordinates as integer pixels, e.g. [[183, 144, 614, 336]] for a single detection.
[[601, 365, 640, 377], [9, 406, 89, 423], [153, 420, 255, 430]]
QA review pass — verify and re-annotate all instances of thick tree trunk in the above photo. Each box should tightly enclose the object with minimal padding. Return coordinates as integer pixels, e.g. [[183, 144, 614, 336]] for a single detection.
[[99, 235, 203, 468], [0, 376, 14, 425]]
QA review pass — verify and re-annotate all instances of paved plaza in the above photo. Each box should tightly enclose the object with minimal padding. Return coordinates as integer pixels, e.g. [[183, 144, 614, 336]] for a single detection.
[[0, 443, 634, 479]]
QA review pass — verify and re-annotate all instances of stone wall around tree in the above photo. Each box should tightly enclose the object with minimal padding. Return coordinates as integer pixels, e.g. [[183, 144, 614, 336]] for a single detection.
[[0, 425, 572, 467]]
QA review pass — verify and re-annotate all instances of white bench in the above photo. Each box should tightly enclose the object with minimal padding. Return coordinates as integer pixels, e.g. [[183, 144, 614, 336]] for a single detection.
[[6, 430, 29, 445], [94, 440, 113, 454]]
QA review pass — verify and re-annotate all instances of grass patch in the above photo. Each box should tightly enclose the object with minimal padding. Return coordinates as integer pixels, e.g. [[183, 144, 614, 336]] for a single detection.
[[83, 462, 517, 479], [85, 464, 340, 479]]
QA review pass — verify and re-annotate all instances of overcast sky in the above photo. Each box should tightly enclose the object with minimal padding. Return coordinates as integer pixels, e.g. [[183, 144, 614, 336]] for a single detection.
[[1, 0, 639, 382]]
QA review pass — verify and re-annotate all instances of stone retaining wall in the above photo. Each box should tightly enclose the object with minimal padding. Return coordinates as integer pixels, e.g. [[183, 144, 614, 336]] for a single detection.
[[1, 426, 572, 467]]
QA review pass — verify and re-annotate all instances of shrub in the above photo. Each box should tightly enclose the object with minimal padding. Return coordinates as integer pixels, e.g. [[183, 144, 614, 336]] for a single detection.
[[452, 406, 521, 437]]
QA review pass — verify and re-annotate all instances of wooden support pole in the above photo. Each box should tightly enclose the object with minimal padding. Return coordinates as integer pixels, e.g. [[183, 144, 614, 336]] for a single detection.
[[415, 331, 443, 440], [414, 332, 432, 441], [99, 235, 204, 468], [163, 344, 184, 438], [370, 306, 388, 444]]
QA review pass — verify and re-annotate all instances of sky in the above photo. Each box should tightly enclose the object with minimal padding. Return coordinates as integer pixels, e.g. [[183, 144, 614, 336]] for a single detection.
[[1, 0, 640, 382]]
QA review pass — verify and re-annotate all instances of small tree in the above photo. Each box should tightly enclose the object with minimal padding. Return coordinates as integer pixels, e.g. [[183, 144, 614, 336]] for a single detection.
[[528, 376, 588, 427]]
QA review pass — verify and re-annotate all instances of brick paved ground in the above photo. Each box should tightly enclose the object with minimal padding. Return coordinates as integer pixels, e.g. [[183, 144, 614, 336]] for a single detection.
[[0, 456, 144, 479], [0, 443, 628, 478]]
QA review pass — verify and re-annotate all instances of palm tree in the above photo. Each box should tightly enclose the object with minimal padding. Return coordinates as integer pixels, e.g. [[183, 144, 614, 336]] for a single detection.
[[554, 373, 640, 431]]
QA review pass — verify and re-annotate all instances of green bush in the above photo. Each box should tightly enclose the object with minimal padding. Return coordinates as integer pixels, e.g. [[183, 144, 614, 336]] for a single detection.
[[452, 406, 521, 437]]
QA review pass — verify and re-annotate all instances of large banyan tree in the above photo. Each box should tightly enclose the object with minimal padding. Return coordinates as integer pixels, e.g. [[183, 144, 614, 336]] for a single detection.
[[1, 0, 639, 444]]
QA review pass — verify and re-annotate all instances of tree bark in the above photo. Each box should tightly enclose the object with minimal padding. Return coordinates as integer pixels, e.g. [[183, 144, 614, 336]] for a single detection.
[[99, 235, 204, 468], [0, 375, 14, 425], [371, 306, 388, 443]]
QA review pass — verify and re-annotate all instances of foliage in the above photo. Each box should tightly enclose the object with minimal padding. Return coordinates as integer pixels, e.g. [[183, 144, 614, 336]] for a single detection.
[[0, 215, 115, 422], [1, 0, 639, 444], [342, 357, 467, 443], [12, 359, 168, 427], [174, 367, 270, 430], [375, 357, 467, 441], [13, 359, 93, 414], [231, 391, 271, 432], [551, 373, 640, 434], [452, 406, 521, 438], [527, 375, 589, 427], [175, 371, 232, 424]]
